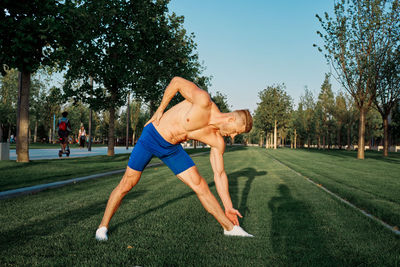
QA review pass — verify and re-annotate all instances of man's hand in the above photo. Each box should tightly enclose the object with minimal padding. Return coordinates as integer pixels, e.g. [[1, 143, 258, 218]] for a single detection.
[[225, 208, 243, 226], [145, 109, 163, 126]]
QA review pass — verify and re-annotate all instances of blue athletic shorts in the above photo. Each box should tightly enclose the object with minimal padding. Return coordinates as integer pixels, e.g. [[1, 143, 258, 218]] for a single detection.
[[127, 123, 195, 175]]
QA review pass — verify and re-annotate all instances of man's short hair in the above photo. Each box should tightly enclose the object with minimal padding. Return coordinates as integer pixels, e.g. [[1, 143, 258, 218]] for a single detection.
[[234, 109, 253, 133], [62, 111, 68, 117]]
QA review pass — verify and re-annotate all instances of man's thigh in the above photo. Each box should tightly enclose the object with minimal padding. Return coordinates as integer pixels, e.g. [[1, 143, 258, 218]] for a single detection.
[[176, 166, 203, 189], [161, 146, 195, 175], [127, 141, 153, 172]]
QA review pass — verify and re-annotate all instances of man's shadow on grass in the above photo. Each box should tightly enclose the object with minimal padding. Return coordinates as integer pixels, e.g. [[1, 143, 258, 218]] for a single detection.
[[112, 167, 265, 231], [268, 184, 343, 265], [227, 168, 267, 224]]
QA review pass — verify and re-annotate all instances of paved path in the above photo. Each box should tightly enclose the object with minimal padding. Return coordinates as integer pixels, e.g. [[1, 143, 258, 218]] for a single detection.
[[9, 147, 134, 160], [9, 146, 195, 160]]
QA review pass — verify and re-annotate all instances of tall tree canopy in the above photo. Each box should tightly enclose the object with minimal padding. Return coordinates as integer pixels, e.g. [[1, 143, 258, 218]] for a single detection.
[[254, 84, 292, 149], [316, 0, 400, 159], [374, 43, 400, 156], [0, 0, 76, 161], [317, 74, 335, 148], [63, 0, 201, 156]]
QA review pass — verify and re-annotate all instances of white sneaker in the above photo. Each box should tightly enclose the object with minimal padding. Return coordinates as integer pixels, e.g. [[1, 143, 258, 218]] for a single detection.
[[95, 226, 108, 241], [224, 225, 254, 237]]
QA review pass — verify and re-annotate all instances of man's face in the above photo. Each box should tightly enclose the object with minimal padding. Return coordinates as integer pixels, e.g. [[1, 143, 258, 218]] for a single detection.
[[219, 120, 245, 139]]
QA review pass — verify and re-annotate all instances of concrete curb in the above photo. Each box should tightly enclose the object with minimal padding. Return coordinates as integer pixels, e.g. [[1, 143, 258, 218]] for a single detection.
[[0, 151, 209, 200]]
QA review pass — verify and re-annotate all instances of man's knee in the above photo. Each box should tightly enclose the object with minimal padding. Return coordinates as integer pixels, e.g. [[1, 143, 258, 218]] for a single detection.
[[192, 178, 210, 196], [118, 167, 141, 193]]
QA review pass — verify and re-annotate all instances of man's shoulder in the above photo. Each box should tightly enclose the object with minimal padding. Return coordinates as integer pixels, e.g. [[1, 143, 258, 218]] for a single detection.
[[194, 127, 225, 151]]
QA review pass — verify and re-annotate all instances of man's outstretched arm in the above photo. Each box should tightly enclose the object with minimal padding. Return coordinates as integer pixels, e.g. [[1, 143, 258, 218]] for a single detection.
[[147, 77, 211, 125], [210, 146, 242, 225]]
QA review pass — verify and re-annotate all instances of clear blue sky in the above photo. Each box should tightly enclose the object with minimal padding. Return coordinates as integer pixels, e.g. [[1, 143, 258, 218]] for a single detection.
[[168, 0, 341, 112]]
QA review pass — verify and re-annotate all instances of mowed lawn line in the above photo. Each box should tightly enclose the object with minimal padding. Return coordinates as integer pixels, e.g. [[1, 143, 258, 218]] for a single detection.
[[0, 147, 399, 266], [0, 148, 211, 192], [265, 148, 400, 228]]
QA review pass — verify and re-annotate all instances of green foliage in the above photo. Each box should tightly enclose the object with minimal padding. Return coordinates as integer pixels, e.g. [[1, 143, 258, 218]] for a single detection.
[[315, 0, 400, 156], [0, 0, 75, 73], [254, 84, 292, 134], [391, 102, 400, 143], [294, 87, 315, 145], [0, 69, 18, 140], [63, 0, 202, 113], [211, 91, 231, 113]]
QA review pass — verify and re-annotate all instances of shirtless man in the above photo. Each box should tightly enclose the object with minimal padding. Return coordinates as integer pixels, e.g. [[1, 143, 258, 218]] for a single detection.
[[96, 77, 253, 241]]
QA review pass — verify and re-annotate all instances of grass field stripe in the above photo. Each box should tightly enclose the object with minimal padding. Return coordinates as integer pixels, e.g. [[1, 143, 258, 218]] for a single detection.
[[268, 153, 400, 236]]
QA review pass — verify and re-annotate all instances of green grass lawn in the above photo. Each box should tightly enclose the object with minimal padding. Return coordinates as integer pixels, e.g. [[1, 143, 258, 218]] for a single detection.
[[265, 148, 400, 228], [0, 148, 210, 191], [0, 147, 399, 266]]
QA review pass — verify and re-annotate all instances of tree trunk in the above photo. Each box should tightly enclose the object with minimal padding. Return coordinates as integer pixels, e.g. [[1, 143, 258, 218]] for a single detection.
[[357, 107, 366, 159], [347, 125, 351, 150], [322, 135, 326, 150], [88, 108, 92, 151], [107, 102, 116, 156], [274, 120, 277, 150], [265, 134, 268, 149], [294, 129, 297, 149], [327, 130, 330, 149], [383, 114, 389, 157], [88, 76, 93, 151], [126, 93, 130, 150], [337, 123, 342, 149], [16, 71, 30, 162], [33, 121, 37, 143], [270, 133, 273, 148]]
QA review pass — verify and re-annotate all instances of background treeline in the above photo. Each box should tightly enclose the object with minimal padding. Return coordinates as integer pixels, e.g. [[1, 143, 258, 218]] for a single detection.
[[249, 0, 400, 159], [0, 68, 229, 147], [249, 74, 400, 156]]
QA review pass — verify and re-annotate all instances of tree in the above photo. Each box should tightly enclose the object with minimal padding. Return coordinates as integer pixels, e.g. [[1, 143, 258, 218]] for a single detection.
[[317, 74, 335, 148], [63, 0, 201, 156], [343, 94, 359, 150], [29, 70, 49, 143], [299, 87, 316, 148], [316, 0, 399, 159], [390, 102, 400, 145], [135, 11, 203, 113], [334, 92, 348, 149], [0, 0, 77, 161], [374, 45, 400, 156], [211, 91, 231, 113], [0, 68, 18, 142], [42, 87, 62, 142], [254, 84, 292, 149]]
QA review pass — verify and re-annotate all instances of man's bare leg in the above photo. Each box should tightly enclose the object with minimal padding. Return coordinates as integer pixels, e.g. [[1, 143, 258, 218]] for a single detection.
[[96, 167, 142, 240], [177, 166, 234, 231]]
